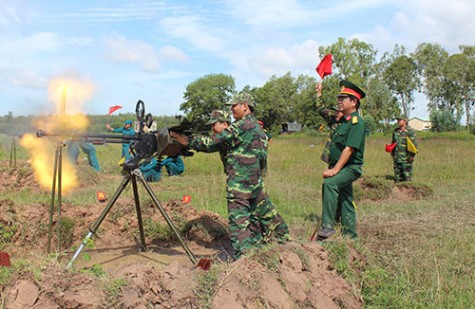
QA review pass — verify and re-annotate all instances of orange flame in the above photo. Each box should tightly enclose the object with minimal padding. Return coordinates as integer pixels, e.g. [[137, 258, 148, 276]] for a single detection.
[[20, 76, 95, 193]]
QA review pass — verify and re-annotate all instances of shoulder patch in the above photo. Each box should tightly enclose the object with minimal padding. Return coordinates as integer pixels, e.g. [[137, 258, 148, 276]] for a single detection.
[[352, 116, 358, 124]]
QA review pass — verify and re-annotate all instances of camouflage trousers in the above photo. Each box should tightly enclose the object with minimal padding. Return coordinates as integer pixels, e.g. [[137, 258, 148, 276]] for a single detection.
[[393, 160, 413, 182], [227, 188, 289, 259]]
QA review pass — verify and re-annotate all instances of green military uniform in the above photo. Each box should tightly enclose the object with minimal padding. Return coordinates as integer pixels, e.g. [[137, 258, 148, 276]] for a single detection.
[[318, 80, 366, 240], [392, 125, 417, 182], [189, 105, 289, 258]]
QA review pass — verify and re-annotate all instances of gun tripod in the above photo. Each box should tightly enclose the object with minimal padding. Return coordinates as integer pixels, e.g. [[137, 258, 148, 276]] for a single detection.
[[67, 166, 198, 269]]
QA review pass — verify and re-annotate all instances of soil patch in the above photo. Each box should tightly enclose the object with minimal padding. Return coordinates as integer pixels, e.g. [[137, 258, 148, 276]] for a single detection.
[[0, 163, 363, 308]]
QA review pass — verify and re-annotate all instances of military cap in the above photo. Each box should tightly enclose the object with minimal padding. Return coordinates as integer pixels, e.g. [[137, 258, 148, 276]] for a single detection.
[[226, 92, 255, 107], [395, 115, 408, 121], [338, 80, 366, 100], [206, 110, 231, 125], [124, 119, 133, 125]]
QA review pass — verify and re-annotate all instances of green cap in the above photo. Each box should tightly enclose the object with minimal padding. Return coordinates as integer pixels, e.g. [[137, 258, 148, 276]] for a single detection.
[[338, 80, 366, 100], [206, 110, 230, 125], [124, 119, 133, 125], [226, 92, 255, 107], [395, 115, 407, 121]]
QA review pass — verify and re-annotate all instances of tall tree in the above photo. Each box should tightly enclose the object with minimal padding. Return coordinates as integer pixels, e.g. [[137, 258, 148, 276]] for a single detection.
[[383, 53, 420, 118], [318, 37, 377, 90], [180, 74, 235, 131], [412, 43, 449, 112], [253, 72, 298, 128], [443, 53, 472, 125]]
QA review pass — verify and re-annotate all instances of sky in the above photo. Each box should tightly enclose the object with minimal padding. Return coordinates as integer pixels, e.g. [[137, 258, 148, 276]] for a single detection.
[[1, 0, 474, 120]]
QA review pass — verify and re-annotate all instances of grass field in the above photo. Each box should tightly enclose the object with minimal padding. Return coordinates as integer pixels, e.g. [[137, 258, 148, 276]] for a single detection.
[[1, 130, 474, 307]]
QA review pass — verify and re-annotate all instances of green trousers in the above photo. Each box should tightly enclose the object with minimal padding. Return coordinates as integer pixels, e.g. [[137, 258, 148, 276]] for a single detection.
[[321, 165, 361, 238]]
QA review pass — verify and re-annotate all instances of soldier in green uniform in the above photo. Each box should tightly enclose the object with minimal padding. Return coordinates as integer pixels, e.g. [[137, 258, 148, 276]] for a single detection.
[[188, 93, 289, 258], [391, 115, 417, 182], [317, 80, 366, 241]]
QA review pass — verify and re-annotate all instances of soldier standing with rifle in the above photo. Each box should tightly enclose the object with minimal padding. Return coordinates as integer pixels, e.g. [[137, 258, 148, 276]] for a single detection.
[[188, 93, 289, 259], [316, 80, 366, 241]]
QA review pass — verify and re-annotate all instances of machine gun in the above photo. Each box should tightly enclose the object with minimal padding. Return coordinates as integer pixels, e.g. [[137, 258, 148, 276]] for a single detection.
[[36, 100, 192, 170], [36, 100, 211, 270]]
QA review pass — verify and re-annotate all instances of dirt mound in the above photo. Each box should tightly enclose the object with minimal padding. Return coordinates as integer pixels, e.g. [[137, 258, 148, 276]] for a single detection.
[[3, 242, 363, 308], [0, 163, 363, 308], [355, 176, 433, 202]]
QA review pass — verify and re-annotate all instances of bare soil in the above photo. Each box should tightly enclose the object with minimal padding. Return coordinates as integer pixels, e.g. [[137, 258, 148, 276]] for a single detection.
[[0, 163, 363, 308]]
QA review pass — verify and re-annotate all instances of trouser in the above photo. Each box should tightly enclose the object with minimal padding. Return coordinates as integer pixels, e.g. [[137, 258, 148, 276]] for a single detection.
[[321, 165, 361, 239], [227, 187, 289, 258], [121, 143, 131, 160], [68, 143, 100, 171], [393, 160, 413, 182]]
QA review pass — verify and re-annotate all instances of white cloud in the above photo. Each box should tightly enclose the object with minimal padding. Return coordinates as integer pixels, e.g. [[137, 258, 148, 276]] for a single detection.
[[0, 1, 22, 24], [159, 45, 189, 62], [160, 16, 225, 52], [104, 33, 160, 71], [8, 69, 48, 88], [247, 40, 320, 78], [2, 32, 62, 54]]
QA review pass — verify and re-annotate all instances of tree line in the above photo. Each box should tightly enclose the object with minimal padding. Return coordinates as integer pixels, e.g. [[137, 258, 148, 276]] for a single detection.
[[1, 38, 474, 135], [180, 39, 475, 133]]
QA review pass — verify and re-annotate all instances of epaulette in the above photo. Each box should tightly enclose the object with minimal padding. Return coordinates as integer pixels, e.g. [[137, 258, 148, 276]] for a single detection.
[[352, 116, 358, 124]]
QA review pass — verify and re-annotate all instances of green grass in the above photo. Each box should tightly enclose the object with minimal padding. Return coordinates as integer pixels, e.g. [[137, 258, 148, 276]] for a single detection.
[[1, 131, 475, 307]]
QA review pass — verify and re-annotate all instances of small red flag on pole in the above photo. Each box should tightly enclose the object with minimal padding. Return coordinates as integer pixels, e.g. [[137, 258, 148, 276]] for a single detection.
[[316, 54, 333, 79], [108, 105, 122, 115]]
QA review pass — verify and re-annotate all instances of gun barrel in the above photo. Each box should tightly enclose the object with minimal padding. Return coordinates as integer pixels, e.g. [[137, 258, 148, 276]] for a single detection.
[[36, 130, 140, 143]]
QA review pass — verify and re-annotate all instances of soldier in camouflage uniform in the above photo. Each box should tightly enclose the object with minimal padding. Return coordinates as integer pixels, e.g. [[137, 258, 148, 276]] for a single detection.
[[188, 93, 289, 258], [391, 115, 417, 182], [315, 82, 343, 164]]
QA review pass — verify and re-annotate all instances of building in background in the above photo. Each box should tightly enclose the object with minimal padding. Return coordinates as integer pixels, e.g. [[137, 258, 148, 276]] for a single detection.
[[408, 117, 431, 131]]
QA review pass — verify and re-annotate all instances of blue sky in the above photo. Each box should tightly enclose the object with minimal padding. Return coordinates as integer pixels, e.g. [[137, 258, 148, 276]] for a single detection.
[[1, 0, 474, 119]]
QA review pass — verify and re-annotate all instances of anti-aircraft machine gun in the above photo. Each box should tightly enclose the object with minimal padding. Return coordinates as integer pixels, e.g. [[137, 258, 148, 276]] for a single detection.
[[37, 100, 211, 270]]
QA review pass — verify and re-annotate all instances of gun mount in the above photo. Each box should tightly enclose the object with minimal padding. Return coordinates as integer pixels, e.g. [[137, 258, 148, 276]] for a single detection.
[[36, 100, 192, 170]]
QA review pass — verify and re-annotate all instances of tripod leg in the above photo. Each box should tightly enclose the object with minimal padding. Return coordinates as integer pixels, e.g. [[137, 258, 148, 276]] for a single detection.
[[57, 145, 63, 252], [130, 174, 147, 251], [135, 171, 197, 265], [67, 175, 131, 269], [47, 147, 59, 253]]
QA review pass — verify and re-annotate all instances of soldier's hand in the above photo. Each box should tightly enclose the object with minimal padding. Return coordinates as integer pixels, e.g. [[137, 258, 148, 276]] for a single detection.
[[323, 168, 338, 178], [315, 81, 323, 97]]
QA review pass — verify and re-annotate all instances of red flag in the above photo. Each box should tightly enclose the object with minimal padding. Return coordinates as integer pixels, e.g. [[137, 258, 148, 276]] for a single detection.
[[108, 105, 122, 115], [316, 54, 332, 79]]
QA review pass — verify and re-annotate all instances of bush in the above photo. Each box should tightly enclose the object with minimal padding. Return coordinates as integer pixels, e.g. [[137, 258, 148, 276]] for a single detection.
[[429, 110, 458, 132]]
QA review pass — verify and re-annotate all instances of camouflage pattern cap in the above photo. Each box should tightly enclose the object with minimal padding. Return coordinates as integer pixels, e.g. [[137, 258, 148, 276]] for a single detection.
[[206, 110, 231, 125], [226, 92, 255, 107]]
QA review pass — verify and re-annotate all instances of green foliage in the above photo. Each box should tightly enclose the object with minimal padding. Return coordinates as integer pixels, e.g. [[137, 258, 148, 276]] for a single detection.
[[55, 216, 75, 249], [430, 109, 458, 132], [102, 278, 127, 308], [83, 264, 107, 277], [192, 266, 220, 309], [143, 214, 187, 241], [180, 73, 235, 132]]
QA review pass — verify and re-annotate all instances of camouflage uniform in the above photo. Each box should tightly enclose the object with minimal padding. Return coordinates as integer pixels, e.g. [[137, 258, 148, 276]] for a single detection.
[[315, 96, 341, 164], [189, 113, 289, 258], [392, 126, 417, 182]]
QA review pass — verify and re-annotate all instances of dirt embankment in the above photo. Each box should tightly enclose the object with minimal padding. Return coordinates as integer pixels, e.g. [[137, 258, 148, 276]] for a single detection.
[[1, 163, 363, 308]]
